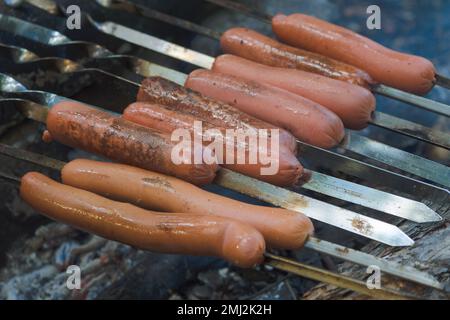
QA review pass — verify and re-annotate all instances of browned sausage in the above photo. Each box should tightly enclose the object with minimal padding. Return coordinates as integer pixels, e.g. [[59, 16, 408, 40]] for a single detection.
[[185, 69, 345, 148], [272, 13, 436, 95], [61, 159, 314, 249], [123, 102, 303, 186], [44, 100, 218, 185], [213, 54, 376, 130], [20, 172, 265, 267], [221, 27, 374, 87], [137, 76, 298, 154]]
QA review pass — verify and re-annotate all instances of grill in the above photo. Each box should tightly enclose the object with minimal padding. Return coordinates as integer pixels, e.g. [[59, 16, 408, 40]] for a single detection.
[[0, 0, 449, 299]]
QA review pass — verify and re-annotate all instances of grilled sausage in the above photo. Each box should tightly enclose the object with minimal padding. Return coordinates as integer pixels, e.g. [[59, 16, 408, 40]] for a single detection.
[[272, 13, 436, 95], [213, 54, 376, 130], [61, 159, 314, 249], [20, 172, 265, 267], [137, 76, 298, 153], [44, 100, 218, 185], [123, 102, 303, 186], [221, 27, 374, 87], [185, 69, 345, 148]]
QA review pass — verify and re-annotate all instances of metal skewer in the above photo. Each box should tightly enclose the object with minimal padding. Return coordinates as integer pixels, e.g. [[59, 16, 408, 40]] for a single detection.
[[0, 50, 442, 215], [0, 41, 445, 206], [0, 62, 442, 223], [372, 85, 450, 117], [97, 0, 222, 40], [264, 253, 414, 300], [1, 13, 448, 150], [1, 37, 449, 152], [13, 0, 450, 116], [0, 1, 445, 297], [4, 13, 449, 181], [0, 168, 417, 299], [202, 0, 450, 94], [341, 133, 450, 189], [92, 0, 450, 113], [435, 73, 450, 90], [0, 80, 415, 246], [204, 0, 272, 23], [0, 143, 439, 294], [78, 18, 450, 188], [370, 111, 450, 150]]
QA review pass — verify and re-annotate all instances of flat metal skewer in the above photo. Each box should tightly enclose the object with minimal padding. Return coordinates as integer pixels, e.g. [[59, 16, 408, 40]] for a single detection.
[[2, 40, 449, 152], [91, 19, 215, 69], [204, 0, 272, 23], [203, 0, 450, 96], [370, 111, 450, 150], [0, 145, 435, 295], [0, 67, 441, 223], [301, 170, 442, 223], [0, 174, 415, 300], [92, 0, 450, 114], [342, 133, 450, 189], [0, 90, 414, 246], [0, 43, 448, 215], [9, 0, 450, 119], [264, 253, 416, 300], [1, 13, 448, 149], [216, 168, 414, 247], [304, 237, 444, 290], [435, 73, 450, 90], [80, 20, 450, 188], [372, 85, 450, 117], [96, 0, 222, 40]]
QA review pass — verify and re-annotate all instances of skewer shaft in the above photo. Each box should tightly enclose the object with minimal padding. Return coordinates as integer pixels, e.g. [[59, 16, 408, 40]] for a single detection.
[[265, 253, 413, 300], [0, 149, 419, 299], [435, 73, 450, 90]]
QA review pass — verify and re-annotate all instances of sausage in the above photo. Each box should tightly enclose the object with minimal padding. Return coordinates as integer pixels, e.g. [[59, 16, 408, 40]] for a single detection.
[[213, 54, 376, 130], [221, 27, 374, 87], [123, 102, 303, 186], [61, 159, 314, 249], [20, 172, 265, 268], [185, 69, 345, 148], [44, 100, 218, 185], [137, 76, 298, 154], [272, 13, 436, 95]]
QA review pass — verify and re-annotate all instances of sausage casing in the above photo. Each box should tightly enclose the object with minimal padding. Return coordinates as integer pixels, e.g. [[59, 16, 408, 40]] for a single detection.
[[61, 159, 314, 249], [45, 100, 218, 185], [185, 69, 345, 148], [123, 102, 303, 186], [221, 27, 374, 87], [213, 54, 376, 130], [20, 172, 265, 268], [137, 76, 298, 154], [272, 13, 436, 95]]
